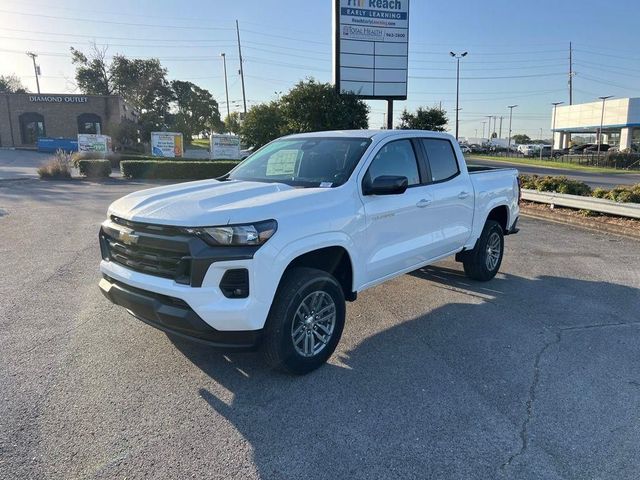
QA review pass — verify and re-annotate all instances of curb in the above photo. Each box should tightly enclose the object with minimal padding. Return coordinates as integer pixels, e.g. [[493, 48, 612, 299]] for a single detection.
[[520, 206, 640, 240]]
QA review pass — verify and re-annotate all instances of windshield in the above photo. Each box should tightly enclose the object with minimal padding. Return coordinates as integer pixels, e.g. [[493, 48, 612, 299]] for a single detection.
[[227, 137, 371, 187]]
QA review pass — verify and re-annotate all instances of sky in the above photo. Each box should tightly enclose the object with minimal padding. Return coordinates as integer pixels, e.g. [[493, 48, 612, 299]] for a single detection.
[[1, 0, 639, 140]]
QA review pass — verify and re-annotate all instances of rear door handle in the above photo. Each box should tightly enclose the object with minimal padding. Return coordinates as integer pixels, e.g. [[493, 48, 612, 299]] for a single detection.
[[416, 199, 432, 208], [458, 191, 471, 200]]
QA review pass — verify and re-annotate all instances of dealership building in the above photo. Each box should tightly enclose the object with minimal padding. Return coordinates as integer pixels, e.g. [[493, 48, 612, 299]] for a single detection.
[[552, 97, 640, 150], [0, 93, 138, 148]]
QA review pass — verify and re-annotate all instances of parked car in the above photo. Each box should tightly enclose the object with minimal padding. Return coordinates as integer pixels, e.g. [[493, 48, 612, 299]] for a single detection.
[[460, 144, 472, 154], [584, 144, 611, 153], [469, 144, 488, 154], [98, 130, 520, 374], [569, 144, 592, 154], [239, 147, 254, 160]]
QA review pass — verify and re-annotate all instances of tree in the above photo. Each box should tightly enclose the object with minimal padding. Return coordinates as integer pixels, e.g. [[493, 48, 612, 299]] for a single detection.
[[224, 112, 242, 134], [398, 107, 448, 131], [0, 74, 27, 93], [240, 102, 284, 149], [511, 134, 531, 144], [70, 45, 112, 95], [279, 79, 369, 133], [169, 80, 221, 143], [71, 45, 174, 141]]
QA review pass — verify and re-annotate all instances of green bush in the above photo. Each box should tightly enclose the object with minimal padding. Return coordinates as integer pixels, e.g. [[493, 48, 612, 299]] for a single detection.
[[78, 159, 111, 178], [592, 184, 640, 203], [119, 155, 232, 162], [519, 175, 592, 196], [38, 149, 72, 179], [72, 151, 122, 168], [120, 160, 239, 179]]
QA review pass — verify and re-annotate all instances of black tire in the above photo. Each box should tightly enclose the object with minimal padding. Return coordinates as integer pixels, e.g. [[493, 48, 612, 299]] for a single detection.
[[462, 220, 504, 282], [263, 267, 346, 375]]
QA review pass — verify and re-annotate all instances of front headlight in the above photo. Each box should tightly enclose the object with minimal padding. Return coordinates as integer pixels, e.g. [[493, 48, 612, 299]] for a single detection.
[[186, 220, 277, 246]]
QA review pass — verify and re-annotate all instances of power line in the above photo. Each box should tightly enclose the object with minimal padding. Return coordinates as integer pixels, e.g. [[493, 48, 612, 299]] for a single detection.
[[0, 9, 235, 31]]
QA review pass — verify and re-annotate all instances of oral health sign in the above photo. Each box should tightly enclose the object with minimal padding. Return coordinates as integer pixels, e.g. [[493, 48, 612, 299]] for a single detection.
[[333, 0, 410, 99]]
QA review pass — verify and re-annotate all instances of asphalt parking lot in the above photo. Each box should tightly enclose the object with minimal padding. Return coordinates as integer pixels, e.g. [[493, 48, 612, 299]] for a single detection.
[[1, 179, 639, 480]]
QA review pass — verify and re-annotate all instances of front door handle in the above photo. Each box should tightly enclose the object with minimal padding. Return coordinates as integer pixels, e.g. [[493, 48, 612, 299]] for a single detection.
[[458, 191, 471, 200], [416, 199, 432, 208]]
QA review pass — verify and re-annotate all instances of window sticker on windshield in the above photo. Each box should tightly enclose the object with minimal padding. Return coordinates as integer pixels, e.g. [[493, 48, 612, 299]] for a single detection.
[[266, 150, 298, 176], [319, 182, 333, 188]]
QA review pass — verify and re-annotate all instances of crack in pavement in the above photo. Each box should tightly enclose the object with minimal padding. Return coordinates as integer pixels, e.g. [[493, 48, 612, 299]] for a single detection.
[[499, 319, 640, 475], [500, 329, 562, 472]]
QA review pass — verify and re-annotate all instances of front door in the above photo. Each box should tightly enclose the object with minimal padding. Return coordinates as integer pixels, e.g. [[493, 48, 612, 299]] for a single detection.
[[360, 139, 436, 285]]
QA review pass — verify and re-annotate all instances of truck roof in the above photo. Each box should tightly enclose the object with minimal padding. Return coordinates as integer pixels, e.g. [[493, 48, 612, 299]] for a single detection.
[[283, 129, 456, 142]]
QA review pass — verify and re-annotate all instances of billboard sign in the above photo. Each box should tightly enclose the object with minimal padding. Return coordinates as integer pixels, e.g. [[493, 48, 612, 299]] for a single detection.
[[77, 134, 112, 153], [333, 0, 410, 99], [210, 134, 241, 160], [151, 132, 184, 158]]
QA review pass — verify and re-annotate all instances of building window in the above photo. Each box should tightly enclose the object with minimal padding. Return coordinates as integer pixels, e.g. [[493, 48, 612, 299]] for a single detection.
[[77, 113, 102, 134], [19, 112, 46, 145]]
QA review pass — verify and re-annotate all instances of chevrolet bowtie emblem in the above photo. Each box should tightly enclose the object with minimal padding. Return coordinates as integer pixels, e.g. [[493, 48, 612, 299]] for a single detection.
[[119, 229, 139, 245]]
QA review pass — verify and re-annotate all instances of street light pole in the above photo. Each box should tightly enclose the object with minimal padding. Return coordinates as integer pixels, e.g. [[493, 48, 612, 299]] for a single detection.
[[507, 105, 518, 154], [551, 101, 564, 153], [482, 121, 486, 140], [26, 51, 40, 94], [450, 51, 468, 141], [597, 95, 613, 156], [220, 53, 230, 123]]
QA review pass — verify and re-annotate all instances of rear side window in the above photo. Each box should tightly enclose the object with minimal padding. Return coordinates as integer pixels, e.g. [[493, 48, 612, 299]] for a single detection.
[[421, 139, 460, 183]]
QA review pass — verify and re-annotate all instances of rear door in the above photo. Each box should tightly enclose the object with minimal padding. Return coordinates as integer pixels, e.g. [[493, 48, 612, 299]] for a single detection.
[[417, 138, 474, 257]]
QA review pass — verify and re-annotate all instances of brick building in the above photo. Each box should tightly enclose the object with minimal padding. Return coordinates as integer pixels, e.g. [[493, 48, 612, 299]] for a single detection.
[[0, 93, 138, 148]]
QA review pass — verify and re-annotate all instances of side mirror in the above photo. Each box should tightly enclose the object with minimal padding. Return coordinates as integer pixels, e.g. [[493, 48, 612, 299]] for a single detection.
[[363, 175, 409, 196]]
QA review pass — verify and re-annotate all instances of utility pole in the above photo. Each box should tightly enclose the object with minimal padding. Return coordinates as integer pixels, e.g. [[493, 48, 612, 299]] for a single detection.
[[507, 105, 518, 153], [499, 116, 503, 138], [569, 42, 573, 106], [597, 95, 613, 156], [220, 53, 230, 122], [26, 51, 40, 94], [485, 115, 492, 141], [450, 51, 468, 140], [235, 20, 247, 116], [481, 121, 486, 140]]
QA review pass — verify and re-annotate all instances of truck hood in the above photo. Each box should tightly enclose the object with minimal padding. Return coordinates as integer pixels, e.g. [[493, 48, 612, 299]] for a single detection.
[[107, 179, 335, 227]]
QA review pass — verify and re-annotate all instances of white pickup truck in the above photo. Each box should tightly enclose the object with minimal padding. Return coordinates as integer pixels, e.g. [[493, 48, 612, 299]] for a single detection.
[[99, 130, 520, 374]]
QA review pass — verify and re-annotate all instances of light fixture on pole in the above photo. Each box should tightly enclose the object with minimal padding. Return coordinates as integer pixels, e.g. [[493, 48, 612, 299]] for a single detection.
[[507, 105, 518, 153], [551, 101, 564, 153], [220, 53, 230, 123], [597, 95, 613, 156], [450, 51, 468, 141], [26, 51, 41, 94]]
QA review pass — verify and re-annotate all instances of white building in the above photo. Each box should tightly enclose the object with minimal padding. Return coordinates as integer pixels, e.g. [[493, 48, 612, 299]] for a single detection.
[[552, 97, 640, 150]]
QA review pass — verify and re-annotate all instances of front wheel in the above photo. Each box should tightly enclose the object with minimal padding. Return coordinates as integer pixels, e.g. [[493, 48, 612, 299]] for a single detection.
[[263, 267, 346, 374], [462, 220, 504, 281]]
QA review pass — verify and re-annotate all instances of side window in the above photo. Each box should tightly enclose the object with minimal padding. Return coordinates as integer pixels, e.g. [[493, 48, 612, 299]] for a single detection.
[[365, 139, 420, 187], [421, 139, 460, 183]]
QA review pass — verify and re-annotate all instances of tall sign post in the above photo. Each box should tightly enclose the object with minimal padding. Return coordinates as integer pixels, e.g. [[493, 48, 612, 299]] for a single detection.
[[333, 0, 410, 130]]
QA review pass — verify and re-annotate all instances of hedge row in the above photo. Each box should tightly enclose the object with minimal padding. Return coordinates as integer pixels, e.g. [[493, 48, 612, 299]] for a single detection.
[[593, 184, 640, 203], [521, 175, 640, 204], [120, 155, 230, 162], [78, 159, 111, 178], [120, 160, 239, 179], [519, 175, 592, 196]]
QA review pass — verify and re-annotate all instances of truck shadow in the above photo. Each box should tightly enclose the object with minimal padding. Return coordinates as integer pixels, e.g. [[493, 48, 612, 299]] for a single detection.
[[170, 265, 640, 479]]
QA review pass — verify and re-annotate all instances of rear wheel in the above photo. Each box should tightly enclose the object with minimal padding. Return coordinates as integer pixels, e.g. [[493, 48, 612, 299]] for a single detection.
[[263, 267, 345, 374], [462, 220, 504, 281]]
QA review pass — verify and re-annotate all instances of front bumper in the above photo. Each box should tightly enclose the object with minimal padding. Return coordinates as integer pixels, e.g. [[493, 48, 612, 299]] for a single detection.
[[99, 275, 263, 350]]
